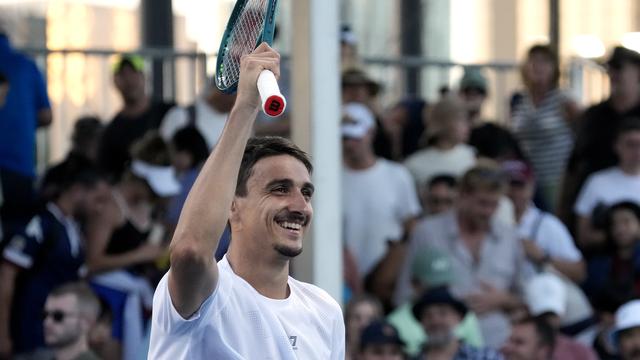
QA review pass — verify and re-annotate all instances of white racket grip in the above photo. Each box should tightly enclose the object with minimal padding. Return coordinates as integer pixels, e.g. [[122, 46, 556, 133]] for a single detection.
[[257, 69, 286, 117]]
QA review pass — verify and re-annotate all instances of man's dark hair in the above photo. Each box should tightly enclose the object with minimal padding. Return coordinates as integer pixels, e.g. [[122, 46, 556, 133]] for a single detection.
[[615, 117, 640, 140], [42, 158, 104, 200], [50, 282, 101, 321], [71, 116, 103, 152], [518, 316, 556, 355], [235, 137, 312, 197], [172, 127, 209, 167], [428, 174, 457, 190]]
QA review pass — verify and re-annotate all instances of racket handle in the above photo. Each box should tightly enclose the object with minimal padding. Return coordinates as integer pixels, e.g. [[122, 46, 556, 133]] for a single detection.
[[257, 70, 286, 117]]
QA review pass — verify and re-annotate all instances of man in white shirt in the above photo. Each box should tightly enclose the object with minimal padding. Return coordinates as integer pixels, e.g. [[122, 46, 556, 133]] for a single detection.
[[342, 102, 421, 282], [574, 119, 640, 249], [148, 44, 345, 359]]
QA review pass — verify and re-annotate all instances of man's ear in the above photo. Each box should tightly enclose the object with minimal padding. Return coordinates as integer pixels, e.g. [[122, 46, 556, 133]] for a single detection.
[[229, 199, 239, 224]]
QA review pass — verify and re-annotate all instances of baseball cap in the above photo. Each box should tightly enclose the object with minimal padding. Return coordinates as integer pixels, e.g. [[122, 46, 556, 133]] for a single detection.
[[412, 286, 468, 321], [131, 160, 181, 197], [613, 300, 640, 342], [525, 273, 566, 317], [459, 67, 487, 93], [112, 54, 145, 74], [411, 247, 454, 288], [606, 46, 640, 69], [360, 320, 405, 350], [502, 160, 535, 184], [342, 102, 375, 139]]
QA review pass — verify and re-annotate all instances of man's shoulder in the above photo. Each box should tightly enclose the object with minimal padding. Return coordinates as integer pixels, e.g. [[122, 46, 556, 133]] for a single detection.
[[587, 167, 622, 184], [289, 278, 342, 315]]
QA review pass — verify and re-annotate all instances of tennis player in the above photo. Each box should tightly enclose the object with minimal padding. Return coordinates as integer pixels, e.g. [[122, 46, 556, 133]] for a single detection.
[[148, 43, 345, 359]]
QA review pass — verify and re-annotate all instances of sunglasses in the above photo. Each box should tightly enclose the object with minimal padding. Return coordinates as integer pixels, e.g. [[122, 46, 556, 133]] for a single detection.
[[42, 310, 77, 323]]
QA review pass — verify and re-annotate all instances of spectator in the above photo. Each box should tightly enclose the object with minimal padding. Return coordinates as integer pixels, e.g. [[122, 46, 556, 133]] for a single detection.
[[421, 175, 458, 215], [43, 282, 101, 360], [574, 119, 640, 249], [357, 321, 405, 360], [346, 294, 384, 360], [342, 69, 393, 160], [160, 86, 235, 150], [395, 164, 525, 348], [0, 164, 108, 358], [0, 28, 52, 230], [613, 300, 640, 360], [412, 287, 502, 360], [501, 317, 556, 360], [560, 45, 640, 228], [86, 133, 178, 360], [98, 54, 174, 181], [342, 102, 421, 292], [383, 98, 427, 161], [459, 67, 489, 126], [511, 44, 581, 211], [88, 297, 118, 360], [503, 160, 585, 282], [404, 95, 476, 189], [584, 201, 640, 300], [590, 288, 631, 360], [387, 247, 484, 357], [524, 273, 598, 360], [41, 116, 105, 202]]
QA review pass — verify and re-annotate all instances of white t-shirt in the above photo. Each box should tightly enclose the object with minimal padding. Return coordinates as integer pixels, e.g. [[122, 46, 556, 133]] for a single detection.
[[517, 205, 582, 277], [574, 167, 640, 217], [343, 159, 422, 275], [148, 256, 345, 360], [403, 144, 476, 188], [160, 97, 228, 149]]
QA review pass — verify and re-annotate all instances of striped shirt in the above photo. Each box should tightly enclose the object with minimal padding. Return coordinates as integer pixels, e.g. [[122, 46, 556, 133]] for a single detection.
[[512, 89, 574, 187]]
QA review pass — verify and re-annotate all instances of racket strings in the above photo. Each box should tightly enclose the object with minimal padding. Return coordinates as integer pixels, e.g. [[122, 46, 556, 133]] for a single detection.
[[219, 0, 268, 89]]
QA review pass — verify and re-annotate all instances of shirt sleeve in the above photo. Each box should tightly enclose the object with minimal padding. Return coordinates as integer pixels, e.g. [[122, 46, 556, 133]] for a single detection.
[[541, 216, 582, 261], [573, 174, 599, 216], [331, 309, 346, 360], [2, 215, 44, 269], [395, 165, 422, 221]]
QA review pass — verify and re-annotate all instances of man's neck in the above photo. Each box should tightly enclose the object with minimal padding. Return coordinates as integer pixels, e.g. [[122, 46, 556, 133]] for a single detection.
[[121, 96, 150, 117], [434, 138, 457, 151], [422, 340, 460, 360], [619, 164, 640, 176], [344, 154, 377, 171], [54, 339, 89, 360], [226, 246, 291, 299], [610, 92, 640, 113], [54, 195, 75, 219]]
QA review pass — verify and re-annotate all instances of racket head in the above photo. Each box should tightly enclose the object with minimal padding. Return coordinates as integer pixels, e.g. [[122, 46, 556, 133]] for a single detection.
[[215, 0, 279, 94]]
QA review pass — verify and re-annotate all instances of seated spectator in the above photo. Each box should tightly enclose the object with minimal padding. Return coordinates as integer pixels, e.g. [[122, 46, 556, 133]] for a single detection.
[[357, 321, 405, 360], [613, 299, 640, 360], [504, 160, 585, 283], [404, 95, 476, 189], [421, 175, 458, 215], [342, 102, 421, 293], [387, 247, 483, 357], [0, 164, 108, 358], [584, 201, 640, 300], [458, 67, 489, 125], [86, 133, 179, 360], [160, 86, 235, 150], [590, 288, 631, 360], [524, 273, 598, 360], [43, 282, 101, 360], [412, 286, 501, 360], [345, 294, 384, 360], [89, 297, 119, 360], [395, 163, 526, 348], [382, 97, 427, 161], [98, 55, 174, 181], [501, 317, 556, 360], [575, 119, 640, 250]]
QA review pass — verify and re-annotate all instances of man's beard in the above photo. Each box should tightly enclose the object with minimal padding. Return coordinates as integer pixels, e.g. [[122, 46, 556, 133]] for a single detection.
[[427, 328, 456, 348], [274, 244, 303, 258]]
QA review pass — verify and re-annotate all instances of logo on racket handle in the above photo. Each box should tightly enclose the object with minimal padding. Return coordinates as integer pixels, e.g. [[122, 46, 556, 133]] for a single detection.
[[257, 70, 287, 117]]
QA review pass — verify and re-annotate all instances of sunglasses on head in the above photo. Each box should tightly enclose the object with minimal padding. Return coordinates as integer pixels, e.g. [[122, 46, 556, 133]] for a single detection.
[[42, 310, 76, 323]]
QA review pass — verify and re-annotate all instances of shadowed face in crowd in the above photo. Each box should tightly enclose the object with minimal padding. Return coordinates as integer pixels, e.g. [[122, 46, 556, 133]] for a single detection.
[[43, 294, 86, 349], [114, 64, 146, 105], [358, 344, 404, 360], [501, 323, 551, 360], [620, 327, 640, 360]]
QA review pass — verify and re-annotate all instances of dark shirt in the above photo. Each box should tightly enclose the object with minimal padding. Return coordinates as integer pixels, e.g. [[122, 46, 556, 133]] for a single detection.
[[98, 101, 173, 180], [583, 243, 640, 300], [469, 123, 525, 161]]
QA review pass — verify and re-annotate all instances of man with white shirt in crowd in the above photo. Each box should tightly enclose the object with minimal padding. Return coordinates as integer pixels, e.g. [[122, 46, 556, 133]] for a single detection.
[[160, 85, 236, 149], [342, 102, 421, 290], [503, 160, 585, 283], [575, 118, 640, 250]]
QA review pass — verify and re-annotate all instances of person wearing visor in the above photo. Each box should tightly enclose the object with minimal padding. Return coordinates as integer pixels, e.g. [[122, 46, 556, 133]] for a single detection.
[[86, 132, 180, 360]]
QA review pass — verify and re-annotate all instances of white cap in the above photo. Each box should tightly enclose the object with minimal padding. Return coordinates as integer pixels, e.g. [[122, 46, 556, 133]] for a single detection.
[[131, 160, 181, 197], [341, 102, 375, 139], [614, 300, 640, 336], [525, 273, 566, 317]]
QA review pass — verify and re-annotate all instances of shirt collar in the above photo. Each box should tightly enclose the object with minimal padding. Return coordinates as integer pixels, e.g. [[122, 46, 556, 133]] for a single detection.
[[449, 210, 501, 243]]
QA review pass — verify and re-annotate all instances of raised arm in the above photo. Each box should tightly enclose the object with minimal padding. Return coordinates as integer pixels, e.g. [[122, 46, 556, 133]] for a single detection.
[[168, 43, 280, 318]]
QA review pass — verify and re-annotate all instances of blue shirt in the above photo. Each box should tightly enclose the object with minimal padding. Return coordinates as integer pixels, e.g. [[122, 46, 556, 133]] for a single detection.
[[2, 203, 85, 354], [0, 35, 51, 177]]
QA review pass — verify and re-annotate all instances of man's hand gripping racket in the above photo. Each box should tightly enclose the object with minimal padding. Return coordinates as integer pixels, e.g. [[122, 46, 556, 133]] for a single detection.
[[216, 0, 286, 117]]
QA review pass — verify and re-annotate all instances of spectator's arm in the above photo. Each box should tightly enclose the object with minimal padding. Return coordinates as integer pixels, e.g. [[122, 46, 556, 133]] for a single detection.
[[37, 108, 52, 127], [548, 258, 586, 283], [0, 261, 19, 359]]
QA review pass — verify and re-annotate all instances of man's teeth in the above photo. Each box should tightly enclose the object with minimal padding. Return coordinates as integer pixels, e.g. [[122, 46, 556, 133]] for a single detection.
[[279, 221, 302, 230]]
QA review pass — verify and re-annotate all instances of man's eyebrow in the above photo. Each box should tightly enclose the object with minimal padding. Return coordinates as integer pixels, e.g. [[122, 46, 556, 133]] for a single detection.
[[265, 179, 294, 188]]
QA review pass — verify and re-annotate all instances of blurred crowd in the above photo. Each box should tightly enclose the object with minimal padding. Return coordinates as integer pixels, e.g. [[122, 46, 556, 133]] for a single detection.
[[2, 22, 640, 360]]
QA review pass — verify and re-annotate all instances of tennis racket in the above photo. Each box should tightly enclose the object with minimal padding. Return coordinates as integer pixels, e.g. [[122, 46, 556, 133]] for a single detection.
[[215, 0, 286, 117]]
